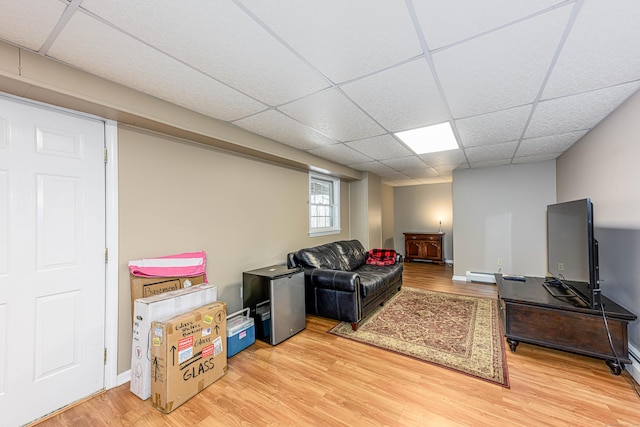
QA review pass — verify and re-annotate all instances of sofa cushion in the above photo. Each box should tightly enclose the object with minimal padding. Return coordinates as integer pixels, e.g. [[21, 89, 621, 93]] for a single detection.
[[295, 244, 343, 270], [355, 262, 403, 299], [333, 240, 367, 271]]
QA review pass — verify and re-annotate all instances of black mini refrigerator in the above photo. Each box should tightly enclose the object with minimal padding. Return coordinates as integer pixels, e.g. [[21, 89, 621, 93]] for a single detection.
[[242, 265, 305, 345]]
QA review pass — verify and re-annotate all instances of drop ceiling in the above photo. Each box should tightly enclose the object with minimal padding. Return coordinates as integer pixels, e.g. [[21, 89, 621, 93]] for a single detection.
[[2, 0, 640, 186]]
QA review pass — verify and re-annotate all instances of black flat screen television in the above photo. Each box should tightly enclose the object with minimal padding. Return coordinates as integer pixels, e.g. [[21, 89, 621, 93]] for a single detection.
[[546, 198, 600, 309]]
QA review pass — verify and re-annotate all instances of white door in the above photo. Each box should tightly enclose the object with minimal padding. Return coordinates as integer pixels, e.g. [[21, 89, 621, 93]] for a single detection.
[[0, 95, 106, 427]]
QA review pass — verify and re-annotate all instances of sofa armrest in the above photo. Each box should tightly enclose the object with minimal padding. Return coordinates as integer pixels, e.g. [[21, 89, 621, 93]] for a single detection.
[[286, 252, 298, 269], [308, 269, 359, 293]]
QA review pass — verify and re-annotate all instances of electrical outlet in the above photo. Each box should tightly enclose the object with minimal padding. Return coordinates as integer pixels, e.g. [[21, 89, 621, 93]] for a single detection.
[[558, 263, 564, 271], [497, 258, 503, 266]]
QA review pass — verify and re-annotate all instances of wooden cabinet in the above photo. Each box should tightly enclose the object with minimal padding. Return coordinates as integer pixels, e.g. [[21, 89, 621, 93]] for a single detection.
[[403, 233, 444, 264], [496, 274, 637, 375]]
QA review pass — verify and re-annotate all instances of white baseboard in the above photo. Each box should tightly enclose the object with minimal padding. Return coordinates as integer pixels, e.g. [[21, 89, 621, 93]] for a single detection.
[[452, 275, 467, 282], [116, 370, 131, 387], [465, 271, 496, 284]]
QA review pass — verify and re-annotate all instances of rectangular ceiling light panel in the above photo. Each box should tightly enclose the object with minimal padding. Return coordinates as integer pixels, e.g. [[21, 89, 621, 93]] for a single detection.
[[395, 122, 459, 154]]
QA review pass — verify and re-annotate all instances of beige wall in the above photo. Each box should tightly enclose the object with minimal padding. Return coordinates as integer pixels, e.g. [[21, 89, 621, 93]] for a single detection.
[[557, 91, 640, 228], [393, 183, 453, 262], [367, 173, 382, 248], [0, 40, 365, 376], [348, 172, 383, 249], [117, 126, 351, 373], [556, 89, 640, 348], [381, 184, 395, 248], [349, 176, 368, 247]]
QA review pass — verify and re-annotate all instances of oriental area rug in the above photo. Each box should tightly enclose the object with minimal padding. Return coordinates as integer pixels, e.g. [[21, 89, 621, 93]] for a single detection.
[[329, 287, 510, 387]]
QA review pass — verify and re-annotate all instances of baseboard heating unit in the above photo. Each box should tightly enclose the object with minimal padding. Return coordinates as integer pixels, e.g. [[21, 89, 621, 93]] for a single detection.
[[627, 344, 640, 385], [466, 271, 496, 284]]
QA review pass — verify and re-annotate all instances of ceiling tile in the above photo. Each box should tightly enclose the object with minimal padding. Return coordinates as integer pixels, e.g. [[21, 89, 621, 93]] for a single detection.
[[543, 0, 640, 99], [238, 0, 422, 83], [465, 141, 518, 163], [81, 0, 329, 106], [48, 11, 265, 121], [349, 161, 399, 177], [381, 156, 428, 170], [512, 153, 559, 163], [346, 135, 412, 161], [279, 88, 385, 141], [0, 0, 65, 51], [380, 171, 412, 181], [403, 168, 439, 179], [382, 177, 424, 187], [308, 143, 373, 165], [418, 176, 451, 184], [414, 0, 565, 50], [233, 109, 336, 150], [341, 58, 449, 132], [526, 82, 640, 138], [455, 105, 532, 148], [516, 131, 586, 157], [469, 159, 512, 169], [454, 163, 471, 172], [2, 1, 638, 186], [418, 150, 467, 168], [432, 5, 572, 117], [433, 164, 462, 175]]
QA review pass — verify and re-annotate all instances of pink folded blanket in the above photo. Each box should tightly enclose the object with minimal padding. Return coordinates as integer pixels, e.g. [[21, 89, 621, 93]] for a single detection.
[[128, 251, 207, 280]]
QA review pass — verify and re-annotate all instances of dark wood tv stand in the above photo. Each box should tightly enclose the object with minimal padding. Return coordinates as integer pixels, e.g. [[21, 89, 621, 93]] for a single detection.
[[496, 274, 637, 375]]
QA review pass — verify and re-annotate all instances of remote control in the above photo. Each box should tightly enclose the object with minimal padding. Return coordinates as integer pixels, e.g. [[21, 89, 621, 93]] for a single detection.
[[503, 275, 526, 281]]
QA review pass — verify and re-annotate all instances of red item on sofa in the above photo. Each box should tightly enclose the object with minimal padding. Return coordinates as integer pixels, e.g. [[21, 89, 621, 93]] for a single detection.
[[366, 249, 397, 266]]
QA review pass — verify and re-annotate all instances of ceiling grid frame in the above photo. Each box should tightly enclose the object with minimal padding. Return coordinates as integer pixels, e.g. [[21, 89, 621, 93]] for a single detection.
[[1, 0, 639, 185]]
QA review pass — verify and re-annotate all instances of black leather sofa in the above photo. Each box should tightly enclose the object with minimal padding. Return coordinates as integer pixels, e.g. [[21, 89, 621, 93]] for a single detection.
[[287, 240, 403, 330]]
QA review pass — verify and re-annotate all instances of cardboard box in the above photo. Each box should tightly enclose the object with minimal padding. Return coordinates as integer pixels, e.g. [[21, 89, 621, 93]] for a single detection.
[[227, 308, 255, 358], [130, 283, 217, 400], [130, 273, 206, 323], [151, 302, 227, 413]]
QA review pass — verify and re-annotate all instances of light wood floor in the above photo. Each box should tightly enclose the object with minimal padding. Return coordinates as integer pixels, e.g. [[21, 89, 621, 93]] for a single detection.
[[34, 262, 640, 426]]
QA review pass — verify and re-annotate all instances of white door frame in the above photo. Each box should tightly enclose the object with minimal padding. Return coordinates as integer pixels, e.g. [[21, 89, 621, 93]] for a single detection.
[[104, 120, 119, 390]]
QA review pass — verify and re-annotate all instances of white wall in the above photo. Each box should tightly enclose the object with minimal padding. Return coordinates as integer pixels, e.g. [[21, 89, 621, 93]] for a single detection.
[[557, 89, 640, 350], [452, 162, 556, 278], [393, 183, 453, 261]]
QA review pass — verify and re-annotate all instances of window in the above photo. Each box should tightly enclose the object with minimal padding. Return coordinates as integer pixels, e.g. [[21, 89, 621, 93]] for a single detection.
[[309, 172, 340, 236]]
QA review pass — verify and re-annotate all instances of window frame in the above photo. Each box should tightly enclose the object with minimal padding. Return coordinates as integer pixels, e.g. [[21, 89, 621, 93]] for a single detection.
[[308, 172, 341, 237]]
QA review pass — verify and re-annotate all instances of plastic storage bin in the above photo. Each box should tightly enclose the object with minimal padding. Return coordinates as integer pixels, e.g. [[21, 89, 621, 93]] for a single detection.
[[254, 300, 271, 340], [226, 308, 255, 357]]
